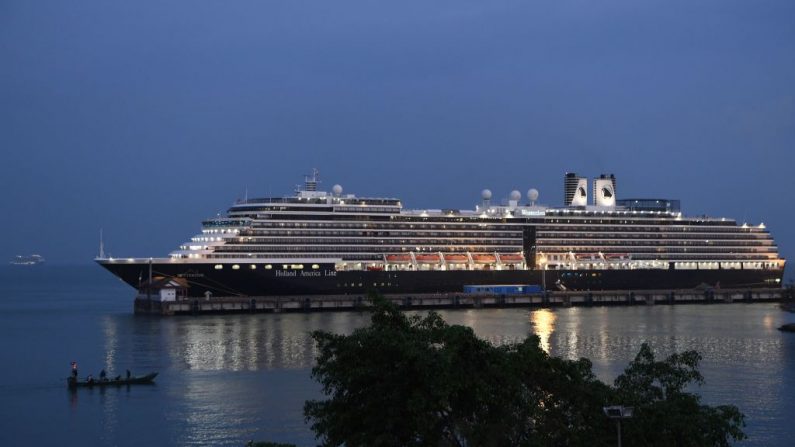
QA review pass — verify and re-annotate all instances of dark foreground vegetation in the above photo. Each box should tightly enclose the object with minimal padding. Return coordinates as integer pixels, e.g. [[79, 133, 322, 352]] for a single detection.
[[264, 296, 747, 446]]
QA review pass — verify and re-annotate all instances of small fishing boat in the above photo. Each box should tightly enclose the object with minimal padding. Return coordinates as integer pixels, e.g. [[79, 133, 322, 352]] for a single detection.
[[67, 372, 158, 388]]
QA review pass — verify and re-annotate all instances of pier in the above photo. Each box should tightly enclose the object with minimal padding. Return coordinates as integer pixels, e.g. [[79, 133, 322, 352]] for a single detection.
[[133, 287, 790, 316]]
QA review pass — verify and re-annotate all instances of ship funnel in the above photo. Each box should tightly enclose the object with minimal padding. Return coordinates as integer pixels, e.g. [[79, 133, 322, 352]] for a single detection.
[[564, 173, 588, 206], [593, 174, 617, 207]]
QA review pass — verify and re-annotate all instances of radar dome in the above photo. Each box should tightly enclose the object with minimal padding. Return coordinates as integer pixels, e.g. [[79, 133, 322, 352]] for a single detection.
[[510, 190, 521, 201], [332, 184, 343, 195], [481, 189, 492, 200], [527, 188, 539, 202]]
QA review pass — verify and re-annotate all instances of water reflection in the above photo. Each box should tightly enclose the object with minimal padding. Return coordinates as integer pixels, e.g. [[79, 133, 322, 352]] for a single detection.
[[91, 304, 794, 446], [530, 309, 557, 353], [100, 313, 374, 372]]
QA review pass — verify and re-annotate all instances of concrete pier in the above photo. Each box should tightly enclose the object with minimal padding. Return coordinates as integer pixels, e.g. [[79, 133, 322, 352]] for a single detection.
[[133, 287, 789, 316]]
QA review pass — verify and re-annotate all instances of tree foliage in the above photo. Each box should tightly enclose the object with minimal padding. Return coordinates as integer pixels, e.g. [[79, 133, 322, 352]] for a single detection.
[[304, 297, 745, 446]]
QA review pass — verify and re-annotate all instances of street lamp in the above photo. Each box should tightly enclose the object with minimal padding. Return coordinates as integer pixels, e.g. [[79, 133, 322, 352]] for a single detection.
[[603, 405, 633, 447]]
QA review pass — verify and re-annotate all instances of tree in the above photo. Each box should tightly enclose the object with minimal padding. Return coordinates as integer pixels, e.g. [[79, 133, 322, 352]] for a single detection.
[[304, 297, 745, 446], [613, 344, 746, 447]]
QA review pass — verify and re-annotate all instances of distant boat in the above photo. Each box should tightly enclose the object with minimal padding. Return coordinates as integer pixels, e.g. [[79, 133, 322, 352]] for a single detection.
[[67, 372, 158, 388], [10, 254, 44, 266]]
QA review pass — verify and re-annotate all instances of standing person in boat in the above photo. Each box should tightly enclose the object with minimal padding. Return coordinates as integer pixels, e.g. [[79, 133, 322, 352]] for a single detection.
[[126, 369, 131, 379], [71, 361, 78, 379], [100, 369, 107, 381]]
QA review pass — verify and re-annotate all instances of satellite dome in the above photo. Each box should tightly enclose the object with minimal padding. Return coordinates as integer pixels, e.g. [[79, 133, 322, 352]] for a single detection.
[[510, 190, 521, 201], [527, 188, 539, 202], [332, 184, 343, 195], [481, 189, 492, 200]]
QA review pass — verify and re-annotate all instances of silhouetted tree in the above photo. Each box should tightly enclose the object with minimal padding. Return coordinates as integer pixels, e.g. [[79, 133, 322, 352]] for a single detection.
[[304, 297, 745, 446]]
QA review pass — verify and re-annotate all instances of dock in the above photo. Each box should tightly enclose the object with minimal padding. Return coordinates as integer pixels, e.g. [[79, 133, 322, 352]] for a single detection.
[[133, 287, 791, 316]]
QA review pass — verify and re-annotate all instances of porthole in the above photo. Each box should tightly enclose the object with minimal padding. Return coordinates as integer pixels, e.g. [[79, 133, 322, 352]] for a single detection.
[[250, 265, 257, 270], [265, 265, 272, 270], [232, 265, 240, 270], [214, 264, 223, 270]]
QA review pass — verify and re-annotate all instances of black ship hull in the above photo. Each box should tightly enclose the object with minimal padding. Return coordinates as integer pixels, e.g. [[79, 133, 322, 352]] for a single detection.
[[99, 261, 784, 298]]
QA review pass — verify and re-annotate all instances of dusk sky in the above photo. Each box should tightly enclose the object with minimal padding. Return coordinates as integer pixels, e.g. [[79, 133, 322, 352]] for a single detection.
[[1, 1, 793, 280]]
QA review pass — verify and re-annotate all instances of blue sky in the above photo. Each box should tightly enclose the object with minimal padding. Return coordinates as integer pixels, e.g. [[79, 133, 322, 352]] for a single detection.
[[1, 1, 793, 280]]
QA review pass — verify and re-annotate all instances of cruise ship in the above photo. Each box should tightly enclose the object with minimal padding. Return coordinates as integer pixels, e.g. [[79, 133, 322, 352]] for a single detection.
[[10, 254, 45, 266], [98, 170, 785, 297]]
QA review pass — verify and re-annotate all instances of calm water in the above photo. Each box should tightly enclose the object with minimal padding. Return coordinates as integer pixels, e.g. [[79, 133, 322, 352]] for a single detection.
[[1, 265, 793, 446]]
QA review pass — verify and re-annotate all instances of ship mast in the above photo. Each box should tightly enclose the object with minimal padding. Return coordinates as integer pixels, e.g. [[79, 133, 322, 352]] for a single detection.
[[99, 228, 105, 259]]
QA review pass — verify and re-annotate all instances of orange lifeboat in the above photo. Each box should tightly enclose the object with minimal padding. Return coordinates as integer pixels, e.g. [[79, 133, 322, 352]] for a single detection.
[[444, 254, 469, 264], [386, 254, 412, 263], [415, 254, 441, 263], [499, 254, 524, 263], [472, 254, 497, 264]]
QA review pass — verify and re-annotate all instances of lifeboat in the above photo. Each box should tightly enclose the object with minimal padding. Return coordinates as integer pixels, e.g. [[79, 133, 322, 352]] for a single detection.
[[472, 254, 497, 264], [575, 253, 596, 261], [444, 254, 469, 264], [415, 254, 441, 263], [499, 254, 524, 263], [385, 254, 412, 263], [604, 253, 629, 260]]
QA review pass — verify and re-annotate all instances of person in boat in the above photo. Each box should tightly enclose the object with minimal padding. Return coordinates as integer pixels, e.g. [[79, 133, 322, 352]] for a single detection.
[[87, 374, 94, 384], [100, 369, 107, 381], [126, 369, 131, 379], [71, 361, 78, 379]]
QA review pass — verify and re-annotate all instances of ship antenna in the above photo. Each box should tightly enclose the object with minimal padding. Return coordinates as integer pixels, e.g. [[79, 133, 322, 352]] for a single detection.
[[99, 228, 105, 259], [304, 168, 320, 192]]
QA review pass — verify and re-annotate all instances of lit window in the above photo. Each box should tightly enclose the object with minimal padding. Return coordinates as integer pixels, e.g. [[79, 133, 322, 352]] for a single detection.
[[265, 265, 272, 270], [214, 264, 223, 270], [250, 265, 257, 270], [232, 264, 240, 270], [312, 264, 320, 269]]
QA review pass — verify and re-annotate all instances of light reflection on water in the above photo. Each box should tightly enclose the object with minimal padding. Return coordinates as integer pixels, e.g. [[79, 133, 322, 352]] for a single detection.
[[2, 264, 794, 447], [81, 304, 795, 446], [530, 309, 557, 353]]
